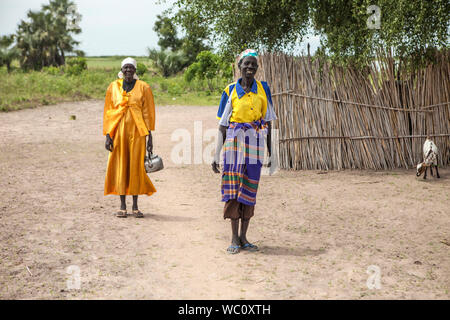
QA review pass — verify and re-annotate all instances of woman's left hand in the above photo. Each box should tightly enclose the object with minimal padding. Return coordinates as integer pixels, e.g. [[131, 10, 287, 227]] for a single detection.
[[147, 131, 153, 154]]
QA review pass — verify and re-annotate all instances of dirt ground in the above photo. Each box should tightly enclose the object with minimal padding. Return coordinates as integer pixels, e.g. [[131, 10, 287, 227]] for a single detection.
[[0, 100, 449, 300]]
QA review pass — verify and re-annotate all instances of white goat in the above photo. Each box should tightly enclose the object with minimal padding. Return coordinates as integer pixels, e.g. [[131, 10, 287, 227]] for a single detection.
[[416, 136, 440, 179]]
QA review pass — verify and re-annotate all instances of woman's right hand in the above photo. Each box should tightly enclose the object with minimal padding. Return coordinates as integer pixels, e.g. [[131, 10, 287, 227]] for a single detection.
[[105, 134, 113, 152], [211, 126, 227, 174], [211, 161, 220, 173]]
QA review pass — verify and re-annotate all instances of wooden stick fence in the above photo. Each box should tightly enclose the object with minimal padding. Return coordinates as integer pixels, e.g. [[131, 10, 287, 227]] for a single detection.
[[271, 91, 440, 112], [240, 50, 450, 170], [280, 134, 450, 142]]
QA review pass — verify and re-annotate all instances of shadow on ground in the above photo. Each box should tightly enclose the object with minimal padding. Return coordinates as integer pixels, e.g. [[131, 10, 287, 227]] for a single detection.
[[257, 245, 327, 257]]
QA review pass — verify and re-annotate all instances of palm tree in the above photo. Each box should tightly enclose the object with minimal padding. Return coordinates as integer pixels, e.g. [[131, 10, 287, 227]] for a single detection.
[[15, 0, 82, 70], [43, 0, 82, 65], [0, 35, 19, 72], [148, 48, 189, 77]]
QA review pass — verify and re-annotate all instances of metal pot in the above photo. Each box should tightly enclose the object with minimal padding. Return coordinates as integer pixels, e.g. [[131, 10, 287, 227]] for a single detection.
[[145, 153, 164, 173]]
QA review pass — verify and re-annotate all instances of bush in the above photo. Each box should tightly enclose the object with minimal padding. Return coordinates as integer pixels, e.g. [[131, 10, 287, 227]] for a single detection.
[[66, 57, 87, 76], [184, 62, 199, 82], [136, 62, 147, 77], [185, 50, 233, 91], [166, 80, 185, 95], [160, 81, 168, 92], [43, 66, 63, 75]]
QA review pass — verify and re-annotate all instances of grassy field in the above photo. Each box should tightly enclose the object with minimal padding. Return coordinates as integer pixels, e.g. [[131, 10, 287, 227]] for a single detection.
[[85, 56, 153, 70], [0, 56, 228, 111]]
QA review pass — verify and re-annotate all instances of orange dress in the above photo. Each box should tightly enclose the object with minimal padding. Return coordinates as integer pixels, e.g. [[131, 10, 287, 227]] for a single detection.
[[103, 79, 156, 196]]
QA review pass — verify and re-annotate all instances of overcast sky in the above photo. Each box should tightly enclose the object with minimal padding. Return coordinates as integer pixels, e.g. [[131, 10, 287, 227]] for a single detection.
[[0, 0, 174, 56], [0, 0, 320, 56]]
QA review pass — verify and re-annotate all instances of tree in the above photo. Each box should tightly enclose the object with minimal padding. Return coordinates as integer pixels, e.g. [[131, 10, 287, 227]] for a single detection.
[[153, 14, 183, 51], [172, 0, 309, 59], [153, 10, 211, 66], [15, 0, 82, 70], [310, 0, 450, 65], [0, 35, 19, 72], [173, 9, 212, 63], [171, 0, 449, 65]]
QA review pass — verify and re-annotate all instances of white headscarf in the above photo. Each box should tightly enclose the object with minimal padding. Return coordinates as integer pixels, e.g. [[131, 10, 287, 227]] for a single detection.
[[118, 57, 139, 80]]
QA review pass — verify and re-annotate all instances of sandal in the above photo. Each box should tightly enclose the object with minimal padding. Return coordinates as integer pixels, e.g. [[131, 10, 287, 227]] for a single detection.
[[133, 210, 144, 218], [227, 245, 240, 254], [241, 243, 259, 252], [116, 209, 127, 218]]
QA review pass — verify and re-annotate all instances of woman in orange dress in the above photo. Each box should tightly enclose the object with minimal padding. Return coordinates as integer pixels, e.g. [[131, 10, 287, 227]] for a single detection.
[[103, 57, 156, 218]]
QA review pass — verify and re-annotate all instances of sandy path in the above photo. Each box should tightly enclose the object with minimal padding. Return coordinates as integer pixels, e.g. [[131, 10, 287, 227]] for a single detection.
[[0, 100, 449, 299]]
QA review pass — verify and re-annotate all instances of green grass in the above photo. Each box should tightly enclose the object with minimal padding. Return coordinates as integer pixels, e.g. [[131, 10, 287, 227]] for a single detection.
[[0, 56, 228, 111], [86, 56, 152, 70]]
